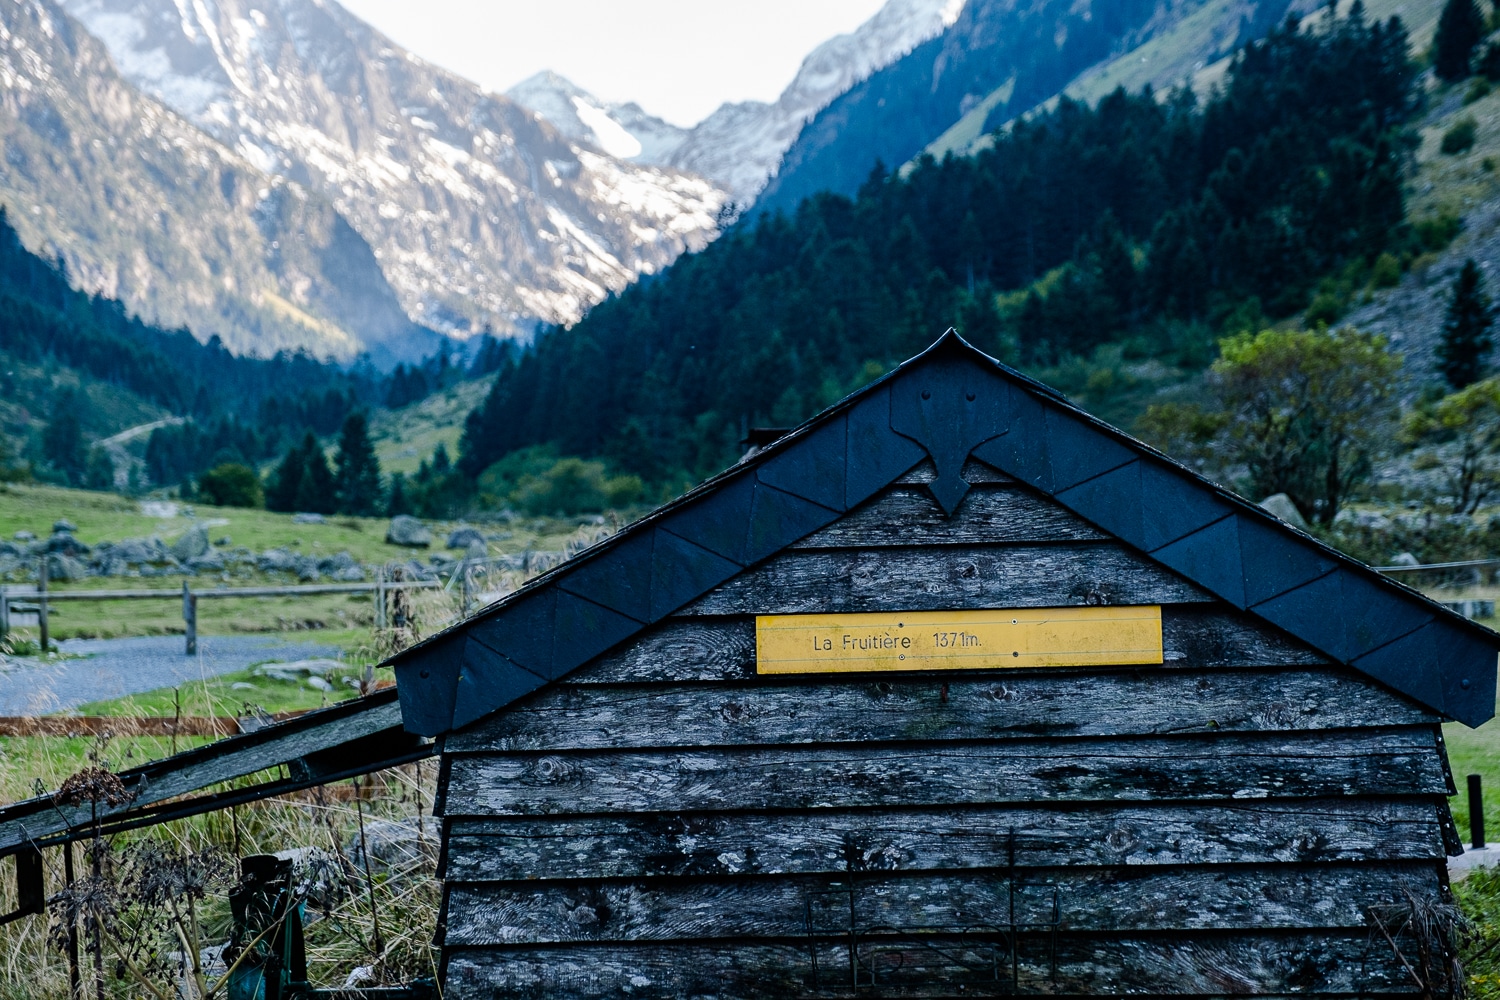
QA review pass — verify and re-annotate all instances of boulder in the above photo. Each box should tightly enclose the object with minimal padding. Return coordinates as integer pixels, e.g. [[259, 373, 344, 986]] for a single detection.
[[346, 817, 434, 876], [316, 551, 359, 575], [51, 519, 76, 534], [188, 552, 225, 573], [292, 513, 326, 524], [333, 566, 366, 582], [403, 560, 438, 581], [446, 526, 486, 550], [0, 541, 21, 558], [46, 553, 87, 582], [463, 540, 488, 562], [1388, 551, 1421, 567], [1258, 493, 1309, 531], [214, 536, 232, 547], [13, 531, 34, 542], [170, 525, 211, 562], [258, 548, 298, 573], [385, 515, 431, 548], [295, 557, 320, 582], [114, 537, 166, 564], [43, 532, 90, 557]]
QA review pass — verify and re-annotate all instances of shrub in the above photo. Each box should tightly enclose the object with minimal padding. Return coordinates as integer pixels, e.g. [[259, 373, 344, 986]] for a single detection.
[[1416, 210, 1464, 252], [1371, 252, 1402, 288], [1443, 116, 1479, 154], [196, 462, 264, 508], [510, 457, 641, 516]]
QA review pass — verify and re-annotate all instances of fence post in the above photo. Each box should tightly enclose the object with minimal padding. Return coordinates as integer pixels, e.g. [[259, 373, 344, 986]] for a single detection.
[[461, 560, 472, 617], [0, 587, 8, 642], [37, 559, 48, 655], [182, 582, 197, 656], [373, 568, 385, 629], [1470, 774, 1486, 849]]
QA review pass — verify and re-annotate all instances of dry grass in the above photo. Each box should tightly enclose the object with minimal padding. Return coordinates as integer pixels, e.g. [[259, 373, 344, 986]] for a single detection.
[[0, 568, 509, 999]]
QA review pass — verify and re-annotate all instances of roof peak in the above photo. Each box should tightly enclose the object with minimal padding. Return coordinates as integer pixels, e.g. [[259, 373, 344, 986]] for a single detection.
[[388, 332, 1500, 734]]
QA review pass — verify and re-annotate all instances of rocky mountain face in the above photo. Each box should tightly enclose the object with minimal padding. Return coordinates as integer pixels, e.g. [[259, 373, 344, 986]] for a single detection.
[[0, 0, 426, 361], [54, 0, 726, 343], [755, 0, 1297, 215], [508, 0, 965, 204]]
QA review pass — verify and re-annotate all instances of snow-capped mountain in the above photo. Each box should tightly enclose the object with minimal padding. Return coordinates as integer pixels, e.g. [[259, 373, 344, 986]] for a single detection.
[[59, 0, 726, 338], [0, 0, 428, 361], [507, 70, 690, 164], [508, 0, 966, 203]]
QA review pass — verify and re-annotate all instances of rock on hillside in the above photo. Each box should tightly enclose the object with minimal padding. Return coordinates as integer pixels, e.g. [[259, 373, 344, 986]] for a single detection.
[[1342, 68, 1500, 389], [0, 0, 425, 360], [61, 0, 727, 337], [757, 0, 1304, 214]]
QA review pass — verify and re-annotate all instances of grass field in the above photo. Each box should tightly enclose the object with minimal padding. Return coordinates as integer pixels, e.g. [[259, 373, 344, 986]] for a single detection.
[[0, 481, 604, 645]]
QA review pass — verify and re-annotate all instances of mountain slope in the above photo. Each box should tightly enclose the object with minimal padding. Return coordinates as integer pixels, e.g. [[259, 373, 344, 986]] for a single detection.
[[507, 0, 964, 203], [755, 0, 1298, 214], [61, 0, 726, 337], [460, 10, 1415, 485], [0, 0, 426, 361]]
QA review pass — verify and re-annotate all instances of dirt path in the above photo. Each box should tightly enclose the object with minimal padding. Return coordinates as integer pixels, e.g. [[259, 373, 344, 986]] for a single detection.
[[0, 634, 344, 714]]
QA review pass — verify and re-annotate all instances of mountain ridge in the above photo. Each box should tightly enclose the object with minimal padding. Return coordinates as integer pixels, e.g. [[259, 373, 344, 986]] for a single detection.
[[507, 0, 964, 203], [49, 0, 727, 346], [0, 0, 431, 362]]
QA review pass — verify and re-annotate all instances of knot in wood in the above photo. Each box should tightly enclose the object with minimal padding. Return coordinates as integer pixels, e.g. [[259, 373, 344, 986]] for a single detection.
[[525, 756, 580, 786]]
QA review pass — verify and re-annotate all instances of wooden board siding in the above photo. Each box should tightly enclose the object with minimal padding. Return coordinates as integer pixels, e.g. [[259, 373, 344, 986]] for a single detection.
[[436, 480, 1454, 998], [442, 800, 1451, 880], [445, 935, 1422, 997]]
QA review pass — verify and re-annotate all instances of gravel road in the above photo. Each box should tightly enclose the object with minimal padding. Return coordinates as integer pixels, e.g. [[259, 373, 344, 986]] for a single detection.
[[0, 635, 345, 714]]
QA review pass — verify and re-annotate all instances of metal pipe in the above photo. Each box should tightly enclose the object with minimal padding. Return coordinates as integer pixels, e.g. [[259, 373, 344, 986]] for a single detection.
[[1471, 773, 1486, 849]]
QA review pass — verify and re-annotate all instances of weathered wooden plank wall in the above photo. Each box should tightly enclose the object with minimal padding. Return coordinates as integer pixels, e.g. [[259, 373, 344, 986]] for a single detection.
[[435, 476, 1455, 998]]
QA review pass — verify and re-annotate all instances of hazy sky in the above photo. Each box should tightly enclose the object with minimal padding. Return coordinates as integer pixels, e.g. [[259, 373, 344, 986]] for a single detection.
[[337, 0, 889, 127]]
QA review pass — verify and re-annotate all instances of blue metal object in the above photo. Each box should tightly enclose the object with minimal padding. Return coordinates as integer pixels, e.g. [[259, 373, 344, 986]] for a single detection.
[[226, 855, 305, 1000]]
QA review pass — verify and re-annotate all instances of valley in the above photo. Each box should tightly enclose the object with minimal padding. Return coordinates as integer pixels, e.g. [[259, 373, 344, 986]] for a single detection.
[[7, 0, 1500, 995]]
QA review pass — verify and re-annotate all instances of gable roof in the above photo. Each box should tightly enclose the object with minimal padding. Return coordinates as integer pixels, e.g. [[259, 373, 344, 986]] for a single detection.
[[389, 332, 1500, 732]]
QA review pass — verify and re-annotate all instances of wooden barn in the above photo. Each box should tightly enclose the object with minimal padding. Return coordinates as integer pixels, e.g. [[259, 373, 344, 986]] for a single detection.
[[383, 331, 1500, 997], [2, 330, 1497, 997]]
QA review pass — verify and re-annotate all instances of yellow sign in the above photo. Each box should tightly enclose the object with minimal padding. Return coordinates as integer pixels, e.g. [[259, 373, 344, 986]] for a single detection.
[[755, 606, 1162, 674]]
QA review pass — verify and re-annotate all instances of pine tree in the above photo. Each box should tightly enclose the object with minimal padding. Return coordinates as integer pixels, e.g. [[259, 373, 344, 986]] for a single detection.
[[1439, 259, 1496, 388], [293, 433, 336, 514], [265, 441, 307, 512], [387, 473, 411, 516], [42, 391, 86, 486], [333, 412, 383, 515], [1435, 0, 1486, 82]]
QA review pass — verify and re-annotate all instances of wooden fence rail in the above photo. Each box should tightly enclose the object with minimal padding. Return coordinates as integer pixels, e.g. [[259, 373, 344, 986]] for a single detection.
[[0, 571, 445, 654]]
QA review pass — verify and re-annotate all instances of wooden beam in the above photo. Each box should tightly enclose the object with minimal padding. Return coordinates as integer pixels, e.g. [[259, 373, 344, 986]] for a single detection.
[[567, 606, 1330, 686], [443, 861, 1442, 945], [0, 692, 430, 857], [789, 485, 1108, 548], [443, 797, 1450, 882], [442, 728, 1448, 817], [676, 543, 1208, 617], [443, 932, 1420, 997], [446, 668, 1435, 754]]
